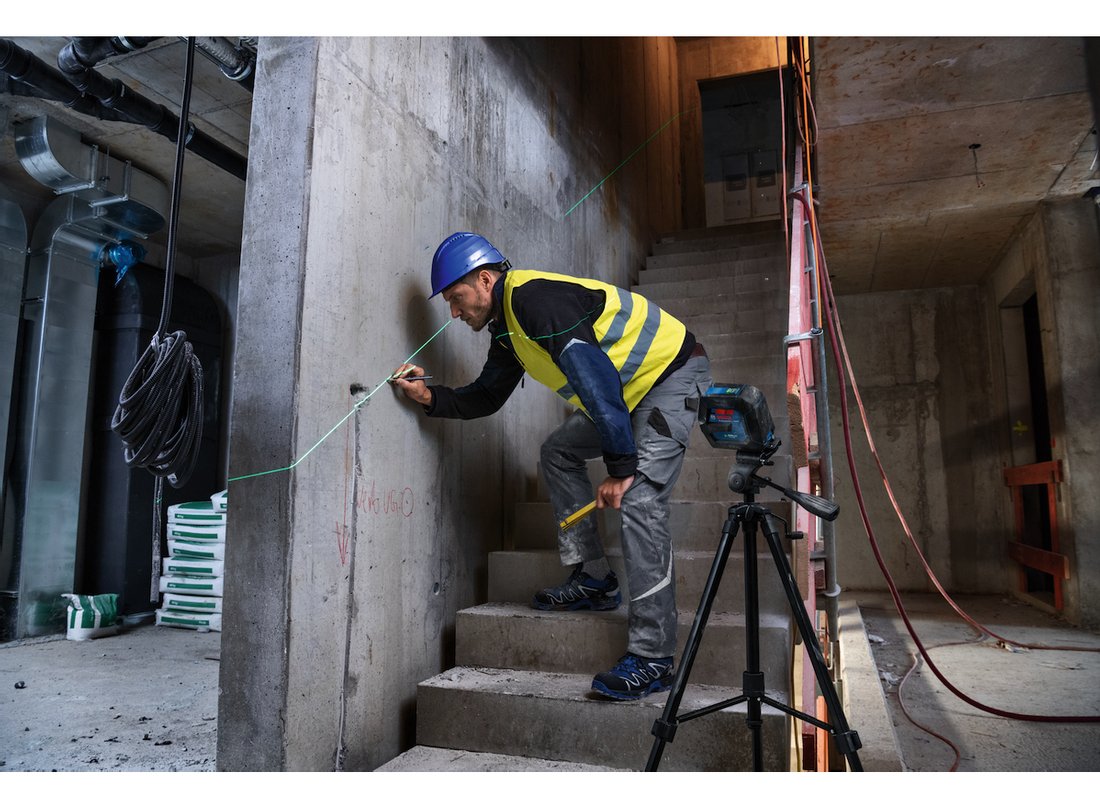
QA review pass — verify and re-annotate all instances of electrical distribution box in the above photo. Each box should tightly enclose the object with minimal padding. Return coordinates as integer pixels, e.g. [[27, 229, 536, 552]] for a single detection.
[[751, 150, 779, 218]]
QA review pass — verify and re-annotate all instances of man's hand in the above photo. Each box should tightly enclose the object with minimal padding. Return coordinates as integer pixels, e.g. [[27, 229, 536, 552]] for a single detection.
[[596, 474, 635, 510], [391, 363, 432, 407]]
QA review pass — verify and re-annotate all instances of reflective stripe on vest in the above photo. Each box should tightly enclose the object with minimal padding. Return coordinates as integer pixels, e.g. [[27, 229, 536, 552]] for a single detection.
[[502, 269, 687, 413]]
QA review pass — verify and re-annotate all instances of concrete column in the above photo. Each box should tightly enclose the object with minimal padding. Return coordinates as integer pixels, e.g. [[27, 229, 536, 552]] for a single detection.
[[217, 37, 320, 771], [1040, 200, 1100, 626]]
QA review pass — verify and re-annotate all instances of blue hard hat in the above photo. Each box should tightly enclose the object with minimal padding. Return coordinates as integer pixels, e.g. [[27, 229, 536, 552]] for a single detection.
[[430, 232, 509, 298]]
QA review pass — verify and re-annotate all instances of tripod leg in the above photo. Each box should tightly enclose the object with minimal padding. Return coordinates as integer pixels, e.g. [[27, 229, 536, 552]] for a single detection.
[[758, 513, 863, 771], [741, 513, 765, 771], [645, 510, 740, 771]]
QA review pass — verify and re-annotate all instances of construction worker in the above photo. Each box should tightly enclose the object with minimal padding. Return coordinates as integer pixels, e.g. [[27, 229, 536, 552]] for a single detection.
[[393, 232, 711, 700]]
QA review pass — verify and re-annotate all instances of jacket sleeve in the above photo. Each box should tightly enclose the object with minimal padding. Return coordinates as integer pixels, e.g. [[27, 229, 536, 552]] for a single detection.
[[425, 338, 524, 419]]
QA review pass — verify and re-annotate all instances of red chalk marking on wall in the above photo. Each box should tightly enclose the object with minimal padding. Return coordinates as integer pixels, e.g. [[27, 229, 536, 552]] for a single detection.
[[357, 481, 415, 518]]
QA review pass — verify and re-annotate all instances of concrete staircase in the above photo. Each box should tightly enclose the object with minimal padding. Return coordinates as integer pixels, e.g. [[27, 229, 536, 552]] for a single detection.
[[379, 222, 798, 772]]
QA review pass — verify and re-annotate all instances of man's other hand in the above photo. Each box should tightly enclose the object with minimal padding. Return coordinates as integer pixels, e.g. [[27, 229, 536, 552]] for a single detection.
[[596, 474, 634, 510]]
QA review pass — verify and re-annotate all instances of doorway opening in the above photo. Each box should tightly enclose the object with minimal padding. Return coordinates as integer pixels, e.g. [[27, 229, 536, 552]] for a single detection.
[[1001, 287, 1064, 609], [699, 69, 787, 228]]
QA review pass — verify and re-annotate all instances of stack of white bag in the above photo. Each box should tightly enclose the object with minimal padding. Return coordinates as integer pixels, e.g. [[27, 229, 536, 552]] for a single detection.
[[155, 489, 228, 633]]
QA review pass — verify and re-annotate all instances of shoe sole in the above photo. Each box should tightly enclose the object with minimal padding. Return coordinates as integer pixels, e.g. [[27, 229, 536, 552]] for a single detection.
[[590, 678, 673, 701], [530, 594, 621, 612]]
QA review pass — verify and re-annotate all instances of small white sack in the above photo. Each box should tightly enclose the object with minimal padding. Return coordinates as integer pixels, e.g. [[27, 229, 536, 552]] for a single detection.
[[161, 592, 223, 614], [159, 575, 223, 597], [162, 557, 225, 578], [164, 540, 225, 561], [168, 522, 226, 544], [155, 608, 222, 632], [62, 593, 121, 641]]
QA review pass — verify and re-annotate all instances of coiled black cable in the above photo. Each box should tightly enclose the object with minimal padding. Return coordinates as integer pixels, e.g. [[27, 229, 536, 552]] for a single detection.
[[110, 38, 203, 490]]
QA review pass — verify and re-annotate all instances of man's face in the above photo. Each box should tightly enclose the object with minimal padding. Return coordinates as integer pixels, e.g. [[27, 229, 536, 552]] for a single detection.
[[442, 270, 495, 332]]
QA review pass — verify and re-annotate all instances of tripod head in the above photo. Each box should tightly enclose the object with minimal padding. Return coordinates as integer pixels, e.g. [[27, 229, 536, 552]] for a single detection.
[[699, 383, 839, 523], [725, 441, 839, 522]]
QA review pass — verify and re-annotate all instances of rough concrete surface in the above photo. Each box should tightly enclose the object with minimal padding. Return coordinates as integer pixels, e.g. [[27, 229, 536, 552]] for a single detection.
[[852, 591, 1100, 771], [1, 623, 218, 772], [4, 591, 1096, 774]]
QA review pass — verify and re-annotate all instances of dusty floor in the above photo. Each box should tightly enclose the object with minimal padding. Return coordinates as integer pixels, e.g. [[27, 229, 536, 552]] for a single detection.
[[853, 591, 1100, 772], [0, 623, 219, 772], [1, 592, 1098, 773]]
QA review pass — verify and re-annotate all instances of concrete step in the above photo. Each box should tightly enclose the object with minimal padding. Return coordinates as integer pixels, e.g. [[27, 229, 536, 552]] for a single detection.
[[685, 310, 790, 339], [646, 242, 785, 271], [512, 499, 792, 551], [376, 745, 624, 771], [415, 666, 789, 771], [697, 330, 790, 361], [658, 290, 788, 321], [530, 449, 797, 504], [636, 272, 786, 301], [654, 222, 786, 256], [637, 255, 787, 286], [487, 548, 793, 618], [455, 602, 793, 691]]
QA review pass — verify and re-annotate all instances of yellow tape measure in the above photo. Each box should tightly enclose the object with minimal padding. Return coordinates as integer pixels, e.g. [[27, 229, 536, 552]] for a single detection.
[[559, 500, 597, 531]]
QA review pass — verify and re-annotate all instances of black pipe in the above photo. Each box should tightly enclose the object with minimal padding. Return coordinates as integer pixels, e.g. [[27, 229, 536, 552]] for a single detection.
[[1, 73, 131, 122], [0, 38, 247, 182]]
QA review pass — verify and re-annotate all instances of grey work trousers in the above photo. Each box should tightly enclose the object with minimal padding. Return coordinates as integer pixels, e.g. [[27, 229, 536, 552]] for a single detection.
[[539, 352, 712, 659]]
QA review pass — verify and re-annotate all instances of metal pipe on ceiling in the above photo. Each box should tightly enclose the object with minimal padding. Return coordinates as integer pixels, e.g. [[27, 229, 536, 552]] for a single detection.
[[191, 37, 255, 92], [0, 38, 248, 182]]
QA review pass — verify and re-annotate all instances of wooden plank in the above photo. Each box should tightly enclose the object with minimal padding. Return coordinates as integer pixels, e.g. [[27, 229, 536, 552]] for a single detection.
[[1007, 541, 1070, 579], [1003, 460, 1062, 486]]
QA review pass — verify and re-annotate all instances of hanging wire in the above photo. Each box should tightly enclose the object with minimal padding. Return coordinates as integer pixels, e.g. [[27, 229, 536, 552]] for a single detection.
[[111, 37, 205, 491]]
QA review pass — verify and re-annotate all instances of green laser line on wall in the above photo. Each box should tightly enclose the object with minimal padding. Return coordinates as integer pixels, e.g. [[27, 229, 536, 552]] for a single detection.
[[227, 318, 453, 484]]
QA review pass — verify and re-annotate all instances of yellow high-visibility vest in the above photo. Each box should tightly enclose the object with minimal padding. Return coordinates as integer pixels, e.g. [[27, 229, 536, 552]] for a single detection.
[[501, 269, 687, 412]]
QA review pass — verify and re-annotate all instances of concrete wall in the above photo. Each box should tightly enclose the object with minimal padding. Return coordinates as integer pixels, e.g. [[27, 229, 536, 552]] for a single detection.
[[984, 200, 1100, 626], [218, 36, 682, 771], [826, 286, 1009, 594]]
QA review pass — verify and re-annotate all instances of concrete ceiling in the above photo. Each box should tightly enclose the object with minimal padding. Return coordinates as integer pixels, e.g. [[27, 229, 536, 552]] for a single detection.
[[812, 36, 1099, 294], [0, 37, 251, 260], [1, 36, 1097, 289]]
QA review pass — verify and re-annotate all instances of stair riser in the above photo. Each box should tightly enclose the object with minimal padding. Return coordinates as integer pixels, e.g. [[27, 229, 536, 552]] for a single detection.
[[531, 452, 796, 505], [416, 671, 788, 771], [638, 273, 786, 301], [455, 607, 793, 689], [659, 293, 788, 320], [513, 500, 792, 551], [487, 550, 792, 617], [647, 242, 785, 270], [642, 259, 787, 288], [654, 224, 786, 255], [686, 311, 790, 339], [638, 257, 786, 286]]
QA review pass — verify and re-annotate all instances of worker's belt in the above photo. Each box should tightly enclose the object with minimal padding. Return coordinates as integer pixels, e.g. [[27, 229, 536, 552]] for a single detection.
[[691, 342, 707, 359]]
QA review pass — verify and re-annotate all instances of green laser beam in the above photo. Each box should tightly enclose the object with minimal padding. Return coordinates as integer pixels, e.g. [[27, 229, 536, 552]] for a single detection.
[[563, 109, 689, 218], [227, 318, 453, 484]]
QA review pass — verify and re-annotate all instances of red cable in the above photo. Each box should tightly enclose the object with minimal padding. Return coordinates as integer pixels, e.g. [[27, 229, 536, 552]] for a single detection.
[[897, 643, 966, 771], [776, 37, 790, 268]]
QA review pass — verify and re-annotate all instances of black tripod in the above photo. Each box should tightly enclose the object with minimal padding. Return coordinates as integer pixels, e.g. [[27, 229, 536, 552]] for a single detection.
[[645, 443, 863, 771]]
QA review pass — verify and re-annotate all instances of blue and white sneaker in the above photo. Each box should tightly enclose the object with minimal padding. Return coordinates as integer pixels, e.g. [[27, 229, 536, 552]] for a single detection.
[[531, 564, 621, 611], [592, 653, 674, 700]]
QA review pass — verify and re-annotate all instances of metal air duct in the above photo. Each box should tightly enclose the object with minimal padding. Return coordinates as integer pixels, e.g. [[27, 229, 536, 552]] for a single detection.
[[0, 116, 167, 639], [0, 190, 28, 638], [0, 38, 248, 181]]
